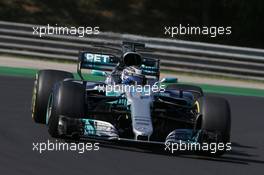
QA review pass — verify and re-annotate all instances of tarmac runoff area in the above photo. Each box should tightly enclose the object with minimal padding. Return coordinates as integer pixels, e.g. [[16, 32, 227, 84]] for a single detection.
[[0, 75, 264, 175]]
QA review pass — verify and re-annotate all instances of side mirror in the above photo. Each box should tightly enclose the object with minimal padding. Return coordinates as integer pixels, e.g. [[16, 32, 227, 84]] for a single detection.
[[91, 70, 107, 77], [160, 77, 178, 83]]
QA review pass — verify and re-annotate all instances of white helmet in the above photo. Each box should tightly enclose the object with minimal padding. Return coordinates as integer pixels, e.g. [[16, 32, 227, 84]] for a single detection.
[[121, 66, 145, 85]]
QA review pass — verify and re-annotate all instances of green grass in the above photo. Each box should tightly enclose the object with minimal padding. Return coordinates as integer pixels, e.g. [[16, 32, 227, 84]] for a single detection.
[[161, 69, 264, 84], [0, 66, 104, 81], [0, 66, 264, 97], [0, 66, 37, 78]]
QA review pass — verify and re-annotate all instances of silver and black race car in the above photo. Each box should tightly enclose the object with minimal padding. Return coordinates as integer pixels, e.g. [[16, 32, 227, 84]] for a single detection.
[[31, 42, 231, 155]]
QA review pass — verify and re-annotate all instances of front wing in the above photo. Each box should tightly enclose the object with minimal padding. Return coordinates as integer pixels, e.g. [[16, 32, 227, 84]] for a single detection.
[[57, 115, 222, 149]]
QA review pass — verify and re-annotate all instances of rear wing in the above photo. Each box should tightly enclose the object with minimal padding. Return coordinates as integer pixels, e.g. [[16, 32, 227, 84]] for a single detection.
[[78, 51, 160, 80], [141, 57, 160, 78], [78, 51, 119, 79], [78, 52, 119, 71]]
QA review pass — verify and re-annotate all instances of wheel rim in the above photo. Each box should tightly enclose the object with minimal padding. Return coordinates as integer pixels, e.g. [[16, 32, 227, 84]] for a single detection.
[[31, 73, 38, 119], [46, 94, 53, 125]]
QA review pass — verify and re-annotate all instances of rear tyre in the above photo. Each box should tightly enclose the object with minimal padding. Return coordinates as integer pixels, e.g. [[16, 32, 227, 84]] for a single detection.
[[47, 81, 85, 137], [197, 96, 231, 156], [31, 70, 73, 124]]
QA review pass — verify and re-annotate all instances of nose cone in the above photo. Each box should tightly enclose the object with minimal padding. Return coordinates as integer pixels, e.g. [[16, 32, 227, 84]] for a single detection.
[[126, 91, 153, 140]]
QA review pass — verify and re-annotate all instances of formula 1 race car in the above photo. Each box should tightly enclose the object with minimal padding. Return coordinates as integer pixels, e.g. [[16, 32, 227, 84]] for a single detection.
[[31, 42, 231, 156]]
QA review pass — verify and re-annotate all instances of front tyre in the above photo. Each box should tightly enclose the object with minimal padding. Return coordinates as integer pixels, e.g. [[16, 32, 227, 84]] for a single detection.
[[48, 81, 85, 137], [31, 70, 73, 124], [196, 96, 231, 156]]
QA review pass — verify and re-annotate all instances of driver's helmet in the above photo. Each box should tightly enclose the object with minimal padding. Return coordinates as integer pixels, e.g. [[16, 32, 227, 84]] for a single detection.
[[121, 66, 145, 85]]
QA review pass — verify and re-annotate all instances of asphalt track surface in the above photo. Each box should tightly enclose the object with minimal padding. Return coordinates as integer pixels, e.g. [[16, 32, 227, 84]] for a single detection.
[[0, 75, 264, 175]]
